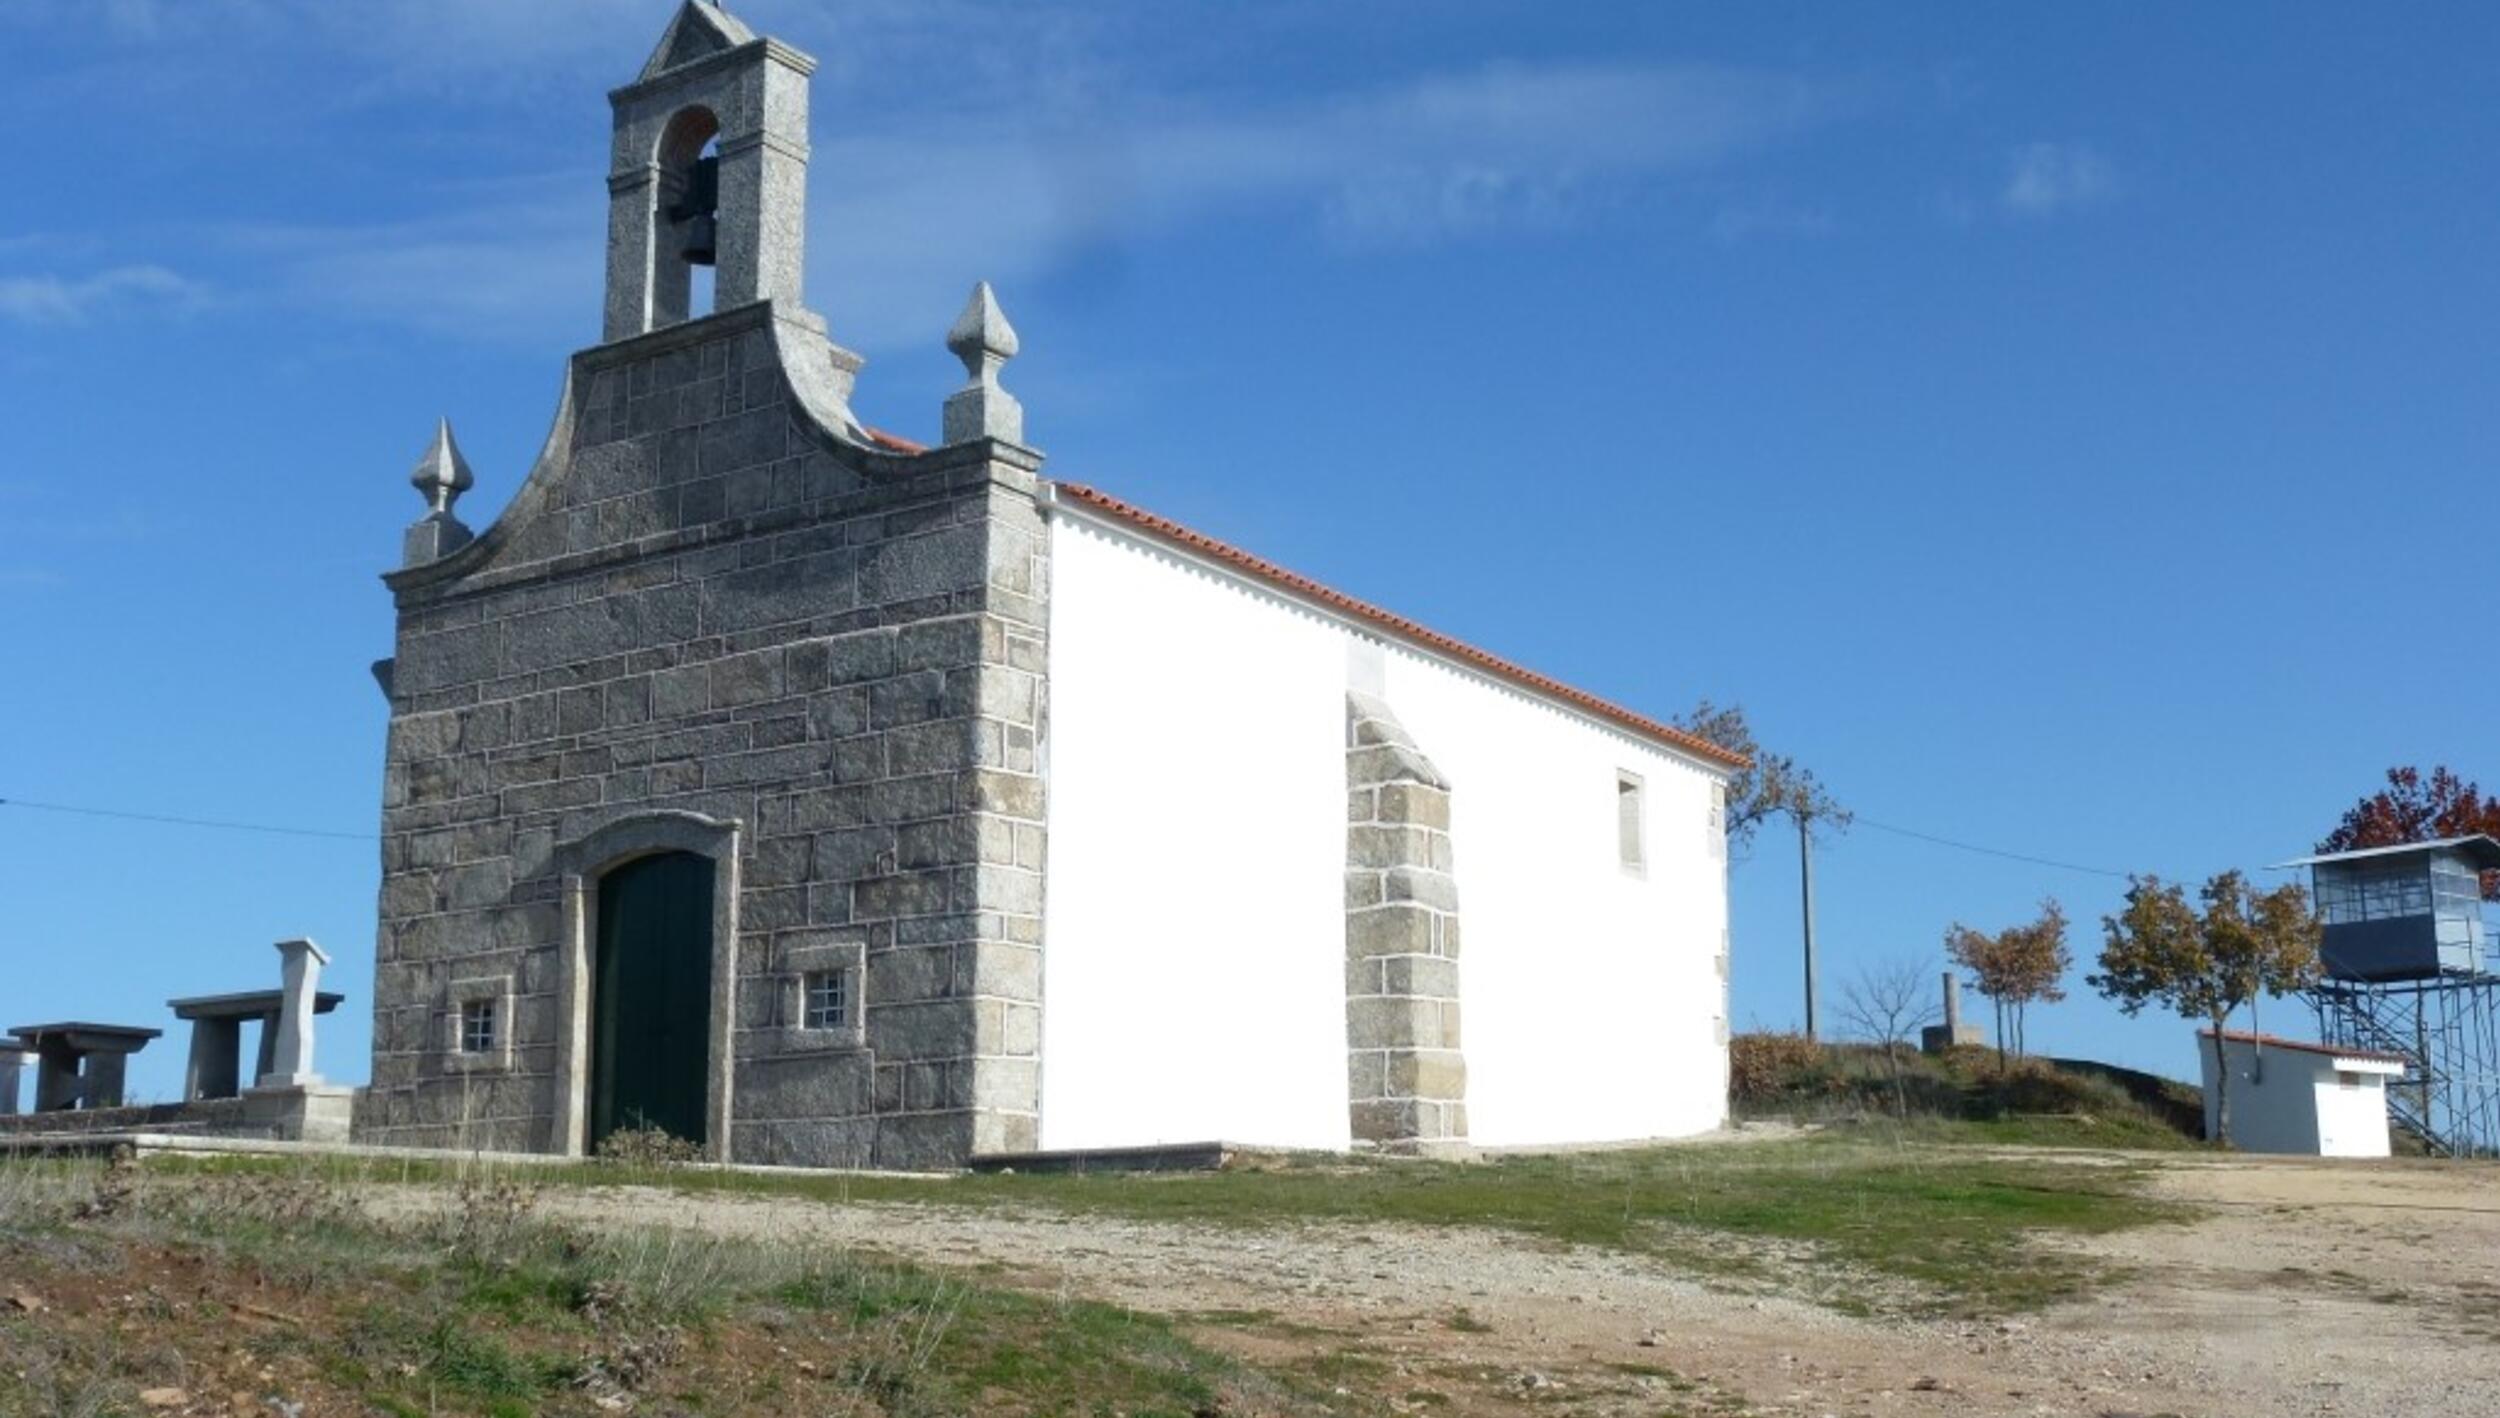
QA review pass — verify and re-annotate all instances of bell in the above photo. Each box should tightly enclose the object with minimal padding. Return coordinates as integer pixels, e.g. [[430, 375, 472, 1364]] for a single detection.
[[670, 154, 720, 266], [680, 213, 717, 266]]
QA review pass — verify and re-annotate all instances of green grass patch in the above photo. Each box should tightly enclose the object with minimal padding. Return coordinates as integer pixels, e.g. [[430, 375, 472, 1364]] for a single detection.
[[151, 1125, 2182, 1317]]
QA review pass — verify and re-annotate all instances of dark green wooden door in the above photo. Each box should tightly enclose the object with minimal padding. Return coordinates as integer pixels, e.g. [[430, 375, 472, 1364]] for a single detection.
[[591, 851, 713, 1148]]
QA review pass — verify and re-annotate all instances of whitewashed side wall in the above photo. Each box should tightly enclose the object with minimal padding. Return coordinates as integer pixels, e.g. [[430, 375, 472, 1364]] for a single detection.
[[1039, 508, 1731, 1152], [1037, 515, 1352, 1151], [1371, 649, 1729, 1147], [2198, 1036, 2399, 1156], [2200, 1040, 2324, 1153]]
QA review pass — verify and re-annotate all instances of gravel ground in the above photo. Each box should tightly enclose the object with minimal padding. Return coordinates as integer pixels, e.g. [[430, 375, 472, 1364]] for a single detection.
[[380, 1150, 2500, 1417]]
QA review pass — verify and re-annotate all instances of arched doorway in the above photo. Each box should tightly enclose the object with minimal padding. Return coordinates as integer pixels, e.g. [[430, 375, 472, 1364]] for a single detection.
[[591, 850, 714, 1149]]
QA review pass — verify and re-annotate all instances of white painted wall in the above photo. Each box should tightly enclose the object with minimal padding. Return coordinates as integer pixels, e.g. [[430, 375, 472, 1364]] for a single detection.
[[1373, 648, 1730, 1146], [1039, 506, 1731, 1152], [2311, 1072, 2397, 1158], [1037, 514, 1352, 1151], [2197, 1033, 2398, 1158]]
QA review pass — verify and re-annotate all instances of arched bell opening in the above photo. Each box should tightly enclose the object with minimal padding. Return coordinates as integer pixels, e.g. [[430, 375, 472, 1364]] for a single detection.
[[650, 104, 722, 328]]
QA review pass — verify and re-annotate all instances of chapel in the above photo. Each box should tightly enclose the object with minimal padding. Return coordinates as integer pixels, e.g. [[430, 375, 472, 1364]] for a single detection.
[[363, 2, 1743, 1170]]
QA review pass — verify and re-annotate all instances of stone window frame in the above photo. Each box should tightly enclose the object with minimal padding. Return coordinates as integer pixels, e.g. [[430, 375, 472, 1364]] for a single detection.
[[441, 974, 515, 1075], [550, 809, 742, 1163], [774, 934, 868, 1053]]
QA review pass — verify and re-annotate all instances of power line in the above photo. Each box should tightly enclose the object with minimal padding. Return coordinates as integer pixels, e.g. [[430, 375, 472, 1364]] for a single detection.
[[1, 791, 2141, 879], [0, 796, 375, 843], [1852, 815, 2133, 880]]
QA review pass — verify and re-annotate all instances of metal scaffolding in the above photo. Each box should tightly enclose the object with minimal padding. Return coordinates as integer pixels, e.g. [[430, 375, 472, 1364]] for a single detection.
[[2310, 973, 2500, 1158]]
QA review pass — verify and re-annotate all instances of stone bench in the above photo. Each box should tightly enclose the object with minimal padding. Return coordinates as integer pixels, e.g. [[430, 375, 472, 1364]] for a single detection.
[[168, 989, 345, 1100]]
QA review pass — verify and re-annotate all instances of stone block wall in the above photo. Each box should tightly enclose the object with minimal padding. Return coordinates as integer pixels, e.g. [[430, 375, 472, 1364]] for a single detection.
[[366, 300, 1045, 1170], [1343, 692, 1468, 1152]]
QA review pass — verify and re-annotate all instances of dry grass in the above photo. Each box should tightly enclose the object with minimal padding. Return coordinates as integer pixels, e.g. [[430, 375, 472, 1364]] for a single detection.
[[0, 1151, 1345, 1417]]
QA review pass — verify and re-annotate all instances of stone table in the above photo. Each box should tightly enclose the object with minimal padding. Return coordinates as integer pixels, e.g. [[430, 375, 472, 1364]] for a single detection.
[[10, 1023, 161, 1111], [168, 989, 345, 1100], [0, 1040, 28, 1115]]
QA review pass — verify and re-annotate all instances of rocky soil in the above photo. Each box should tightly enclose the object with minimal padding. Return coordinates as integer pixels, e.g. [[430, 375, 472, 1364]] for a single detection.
[[461, 1148, 2500, 1417]]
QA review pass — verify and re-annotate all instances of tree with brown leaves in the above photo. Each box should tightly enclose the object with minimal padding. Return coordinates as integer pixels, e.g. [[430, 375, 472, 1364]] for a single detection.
[[1674, 700, 1851, 855], [2088, 871, 2321, 1147], [1678, 701, 1854, 1040], [1944, 899, 2071, 1069], [2320, 765, 2500, 899]]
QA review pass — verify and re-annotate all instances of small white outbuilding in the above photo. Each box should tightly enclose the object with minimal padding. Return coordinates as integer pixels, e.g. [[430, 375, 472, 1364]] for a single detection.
[[2198, 1029, 2406, 1157]]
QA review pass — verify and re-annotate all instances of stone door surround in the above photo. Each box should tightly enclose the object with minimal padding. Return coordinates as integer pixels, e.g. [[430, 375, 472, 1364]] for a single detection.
[[550, 809, 742, 1162]]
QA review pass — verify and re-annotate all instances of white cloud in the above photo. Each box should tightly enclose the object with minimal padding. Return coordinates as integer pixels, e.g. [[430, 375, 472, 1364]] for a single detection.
[[11, 2, 1850, 351], [806, 61, 1833, 341], [201, 59, 1839, 353], [2001, 142, 2115, 217], [216, 177, 602, 344], [0, 0, 1097, 108], [0, 264, 207, 325]]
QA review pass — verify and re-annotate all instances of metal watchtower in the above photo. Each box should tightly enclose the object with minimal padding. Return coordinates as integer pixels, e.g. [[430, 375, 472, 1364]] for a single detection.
[[2284, 836, 2500, 1155]]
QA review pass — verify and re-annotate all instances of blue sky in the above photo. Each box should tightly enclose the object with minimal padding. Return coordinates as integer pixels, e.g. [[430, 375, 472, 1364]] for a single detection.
[[2, 1, 2493, 1102]]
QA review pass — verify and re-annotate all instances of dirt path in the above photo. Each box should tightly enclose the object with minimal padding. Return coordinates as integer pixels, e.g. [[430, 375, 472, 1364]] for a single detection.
[[382, 1152, 2500, 1416], [2044, 1153, 2500, 1418]]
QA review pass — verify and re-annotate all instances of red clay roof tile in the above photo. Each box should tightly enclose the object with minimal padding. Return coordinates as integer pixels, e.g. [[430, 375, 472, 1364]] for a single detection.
[[2200, 1028, 2409, 1066], [863, 426, 928, 454]]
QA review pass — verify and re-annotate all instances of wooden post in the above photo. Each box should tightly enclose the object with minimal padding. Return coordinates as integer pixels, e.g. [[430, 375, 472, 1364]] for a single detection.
[[1799, 814, 1820, 1042]]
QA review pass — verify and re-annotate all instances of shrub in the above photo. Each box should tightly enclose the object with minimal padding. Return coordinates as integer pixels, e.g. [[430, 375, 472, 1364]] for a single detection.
[[1727, 1033, 2205, 1145], [1729, 1032, 1826, 1104], [594, 1126, 704, 1168]]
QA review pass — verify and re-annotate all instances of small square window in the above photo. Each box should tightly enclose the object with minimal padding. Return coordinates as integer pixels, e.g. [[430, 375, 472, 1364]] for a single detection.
[[458, 998, 498, 1055], [802, 969, 850, 1031], [1616, 772, 1646, 873]]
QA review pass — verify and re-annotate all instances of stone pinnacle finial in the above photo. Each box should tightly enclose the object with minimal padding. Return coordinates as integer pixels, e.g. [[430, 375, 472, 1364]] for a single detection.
[[402, 418, 476, 567], [941, 281, 1024, 445], [410, 418, 475, 517]]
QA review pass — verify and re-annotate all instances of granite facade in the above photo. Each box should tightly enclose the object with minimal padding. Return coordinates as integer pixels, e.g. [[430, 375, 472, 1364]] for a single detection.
[[365, 300, 1047, 1170]]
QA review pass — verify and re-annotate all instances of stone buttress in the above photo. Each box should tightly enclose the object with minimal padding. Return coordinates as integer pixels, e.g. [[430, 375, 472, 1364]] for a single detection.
[[1343, 692, 1469, 1152]]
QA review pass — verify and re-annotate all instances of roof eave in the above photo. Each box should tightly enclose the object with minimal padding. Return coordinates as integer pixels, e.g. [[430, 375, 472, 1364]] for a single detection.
[[2274, 834, 2500, 871], [1043, 481, 1749, 774]]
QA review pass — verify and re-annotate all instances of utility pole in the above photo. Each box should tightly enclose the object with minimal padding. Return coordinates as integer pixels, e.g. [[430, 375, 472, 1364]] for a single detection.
[[1799, 811, 1820, 1042]]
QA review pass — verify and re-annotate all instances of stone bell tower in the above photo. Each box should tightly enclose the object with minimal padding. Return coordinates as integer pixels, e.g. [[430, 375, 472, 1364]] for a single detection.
[[364, 1, 1049, 1171], [603, 2, 811, 340]]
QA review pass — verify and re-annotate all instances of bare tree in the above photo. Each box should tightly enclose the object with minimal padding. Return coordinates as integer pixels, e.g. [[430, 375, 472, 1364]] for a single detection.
[[1836, 956, 1943, 1117]]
